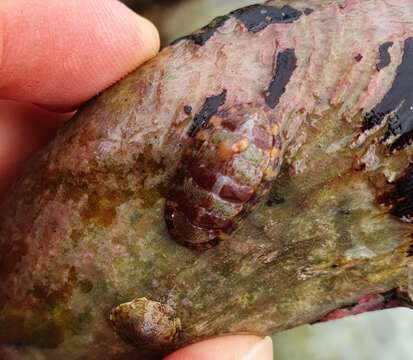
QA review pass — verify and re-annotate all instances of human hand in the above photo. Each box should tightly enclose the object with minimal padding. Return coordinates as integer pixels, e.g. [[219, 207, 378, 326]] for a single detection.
[[0, 1, 273, 359]]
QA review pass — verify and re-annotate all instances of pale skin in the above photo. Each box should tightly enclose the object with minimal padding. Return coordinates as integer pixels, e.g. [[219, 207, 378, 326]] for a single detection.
[[0, 0, 273, 359]]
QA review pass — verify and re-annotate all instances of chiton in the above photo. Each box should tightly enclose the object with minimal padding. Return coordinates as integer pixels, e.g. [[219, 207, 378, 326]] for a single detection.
[[165, 104, 282, 250]]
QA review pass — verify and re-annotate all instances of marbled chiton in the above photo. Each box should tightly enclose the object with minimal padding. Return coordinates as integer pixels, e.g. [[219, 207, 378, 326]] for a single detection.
[[165, 104, 282, 249]]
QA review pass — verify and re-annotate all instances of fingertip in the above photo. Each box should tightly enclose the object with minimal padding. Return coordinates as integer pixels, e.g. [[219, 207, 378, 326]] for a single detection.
[[94, 1, 161, 84], [165, 335, 273, 360], [134, 13, 161, 62], [242, 336, 273, 360], [0, 0, 160, 110]]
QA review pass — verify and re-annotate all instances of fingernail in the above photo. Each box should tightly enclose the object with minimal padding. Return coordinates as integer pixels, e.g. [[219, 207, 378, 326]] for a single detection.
[[241, 336, 273, 360]]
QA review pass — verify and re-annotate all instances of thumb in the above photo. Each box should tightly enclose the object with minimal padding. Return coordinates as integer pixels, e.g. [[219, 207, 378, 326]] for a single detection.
[[165, 335, 273, 360], [0, 0, 160, 110]]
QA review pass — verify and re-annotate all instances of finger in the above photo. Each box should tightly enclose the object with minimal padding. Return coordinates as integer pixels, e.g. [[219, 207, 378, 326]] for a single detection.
[[0, 0, 159, 111], [165, 335, 273, 360], [0, 100, 71, 198]]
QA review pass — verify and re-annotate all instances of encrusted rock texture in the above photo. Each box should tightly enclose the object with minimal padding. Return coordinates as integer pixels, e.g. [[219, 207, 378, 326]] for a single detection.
[[1, 0, 413, 358]]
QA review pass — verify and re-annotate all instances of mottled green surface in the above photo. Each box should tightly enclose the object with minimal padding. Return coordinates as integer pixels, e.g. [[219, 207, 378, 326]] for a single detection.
[[1, 99, 412, 359]]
